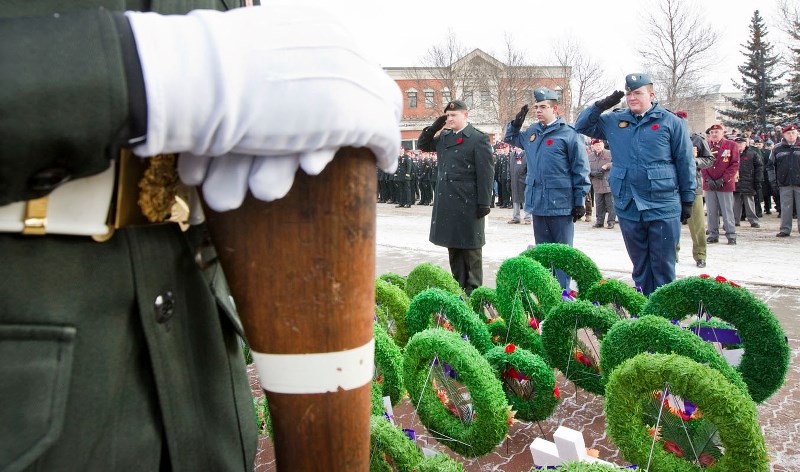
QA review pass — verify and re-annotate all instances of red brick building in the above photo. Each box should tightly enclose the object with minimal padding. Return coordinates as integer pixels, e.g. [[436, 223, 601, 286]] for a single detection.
[[384, 49, 571, 150]]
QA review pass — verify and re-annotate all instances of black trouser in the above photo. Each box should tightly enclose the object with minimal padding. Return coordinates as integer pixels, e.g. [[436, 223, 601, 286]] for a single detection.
[[447, 247, 483, 295]]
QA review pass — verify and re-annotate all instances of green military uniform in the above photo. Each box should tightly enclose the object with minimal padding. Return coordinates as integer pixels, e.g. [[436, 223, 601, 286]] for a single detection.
[[0, 2, 257, 471]]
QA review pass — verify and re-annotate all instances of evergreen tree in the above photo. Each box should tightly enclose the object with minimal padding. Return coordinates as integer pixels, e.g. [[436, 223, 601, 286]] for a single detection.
[[718, 10, 784, 135], [779, 14, 800, 121]]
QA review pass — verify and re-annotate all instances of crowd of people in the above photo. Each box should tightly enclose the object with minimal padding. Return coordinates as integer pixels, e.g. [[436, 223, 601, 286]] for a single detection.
[[378, 75, 800, 297]]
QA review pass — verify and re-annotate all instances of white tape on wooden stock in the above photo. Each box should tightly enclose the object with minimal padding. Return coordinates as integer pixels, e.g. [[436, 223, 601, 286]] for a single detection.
[[252, 339, 374, 394]]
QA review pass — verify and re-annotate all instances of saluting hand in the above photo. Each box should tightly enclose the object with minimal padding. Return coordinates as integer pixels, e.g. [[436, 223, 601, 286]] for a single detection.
[[428, 115, 448, 134], [510, 105, 529, 128], [595, 91, 624, 111]]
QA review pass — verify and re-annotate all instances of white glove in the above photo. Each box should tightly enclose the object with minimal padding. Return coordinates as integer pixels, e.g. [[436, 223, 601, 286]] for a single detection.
[[126, 4, 401, 211]]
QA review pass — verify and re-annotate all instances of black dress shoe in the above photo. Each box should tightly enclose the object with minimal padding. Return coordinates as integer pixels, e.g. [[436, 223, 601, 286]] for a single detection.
[[592, 223, 603, 228], [735, 222, 740, 226], [777, 232, 790, 237], [750, 222, 760, 228], [727, 239, 737, 245], [696, 259, 706, 268], [765, 210, 772, 214], [706, 237, 719, 243]]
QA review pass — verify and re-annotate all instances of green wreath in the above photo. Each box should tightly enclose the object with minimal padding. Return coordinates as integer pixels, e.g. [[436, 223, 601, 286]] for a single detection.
[[376, 278, 412, 347], [540, 300, 620, 395], [468, 286, 509, 346], [402, 329, 509, 457], [520, 243, 602, 296], [374, 323, 406, 406], [369, 415, 424, 472], [582, 279, 647, 317], [415, 453, 465, 471], [641, 275, 789, 403], [600, 315, 749, 396], [371, 380, 385, 416], [484, 344, 559, 422], [495, 255, 562, 326], [405, 262, 465, 301], [554, 462, 631, 471], [405, 288, 494, 355], [605, 353, 768, 472], [378, 272, 407, 292]]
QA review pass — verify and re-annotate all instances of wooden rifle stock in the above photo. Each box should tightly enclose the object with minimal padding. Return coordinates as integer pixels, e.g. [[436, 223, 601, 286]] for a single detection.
[[204, 148, 376, 471]]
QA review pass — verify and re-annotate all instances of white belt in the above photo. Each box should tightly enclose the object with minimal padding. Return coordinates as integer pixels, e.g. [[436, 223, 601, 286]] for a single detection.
[[0, 163, 115, 237]]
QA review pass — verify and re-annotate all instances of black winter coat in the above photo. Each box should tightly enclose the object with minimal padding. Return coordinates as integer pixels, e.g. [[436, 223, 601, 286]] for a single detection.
[[734, 146, 763, 195], [419, 124, 494, 248]]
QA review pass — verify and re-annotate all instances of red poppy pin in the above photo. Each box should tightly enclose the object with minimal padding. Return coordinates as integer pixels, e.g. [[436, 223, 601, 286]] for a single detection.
[[651, 124, 660, 130], [456, 137, 463, 145], [505, 343, 516, 354], [546, 139, 553, 146]]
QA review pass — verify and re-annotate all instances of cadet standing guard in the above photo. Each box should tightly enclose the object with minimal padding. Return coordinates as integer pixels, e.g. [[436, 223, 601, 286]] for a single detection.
[[418, 100, 494, 295], [575, 74, 695, 295], [0, 4, 401, 471], [504, 87, 590, 289]]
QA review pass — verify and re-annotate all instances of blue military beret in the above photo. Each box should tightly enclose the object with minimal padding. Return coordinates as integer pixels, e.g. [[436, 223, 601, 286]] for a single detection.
[[624, 73, 653, 91], [533, 87, 559, 102], [444, 99, 468, 113]]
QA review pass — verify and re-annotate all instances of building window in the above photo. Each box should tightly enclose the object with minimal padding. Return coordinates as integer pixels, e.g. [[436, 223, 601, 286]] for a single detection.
[[442, 89, 451, 106], [424, 90, 435, 108], [407, 91, 417, 108], [480, 90, 491, 107], [463, 90, 474, 108]]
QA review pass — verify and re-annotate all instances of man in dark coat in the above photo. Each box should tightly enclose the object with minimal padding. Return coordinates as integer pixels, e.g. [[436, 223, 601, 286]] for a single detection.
[[733, 137, 763, 227], [418, 100, 494, 295]]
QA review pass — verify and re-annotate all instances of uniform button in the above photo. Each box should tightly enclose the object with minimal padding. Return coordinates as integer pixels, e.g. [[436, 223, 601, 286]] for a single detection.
[[28, 167, 71, 193], [154, 291, 175, 323]]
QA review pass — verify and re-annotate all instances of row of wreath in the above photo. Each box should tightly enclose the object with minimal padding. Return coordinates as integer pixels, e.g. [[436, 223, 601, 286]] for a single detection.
[[365, 243, 788, 471]]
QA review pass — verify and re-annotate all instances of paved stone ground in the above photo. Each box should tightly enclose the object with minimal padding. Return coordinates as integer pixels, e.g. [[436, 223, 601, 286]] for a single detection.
[[251, 202, 800, 471]]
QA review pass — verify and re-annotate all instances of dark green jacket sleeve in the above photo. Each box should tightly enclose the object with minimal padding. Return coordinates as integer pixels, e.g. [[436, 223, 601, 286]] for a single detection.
[[0, 8, 132, 205]]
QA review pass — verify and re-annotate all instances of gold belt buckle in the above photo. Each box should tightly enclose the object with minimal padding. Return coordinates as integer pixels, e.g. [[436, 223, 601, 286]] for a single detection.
[[22, 196, 49, 235]]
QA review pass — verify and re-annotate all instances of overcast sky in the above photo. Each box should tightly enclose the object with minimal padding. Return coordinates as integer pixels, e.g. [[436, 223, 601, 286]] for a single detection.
[[322, 0, 793, 94]]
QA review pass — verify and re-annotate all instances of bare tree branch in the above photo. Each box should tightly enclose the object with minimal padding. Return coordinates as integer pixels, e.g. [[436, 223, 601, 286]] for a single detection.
[[637, 0, 720, 108], [552, 38, 614, 119]]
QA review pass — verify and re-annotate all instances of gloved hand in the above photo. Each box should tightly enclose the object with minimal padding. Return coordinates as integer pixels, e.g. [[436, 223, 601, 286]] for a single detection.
[[707, 178, 720, 190], [427, 115, 447, 134], [595, 91, 625, 111], [510, 105, 529, 129], [571, 206, 586, 222], [477, 205, 491, 219], [680, 202, 694, 224], [126, 6, 402, 212], [590, 170, 605, 177]]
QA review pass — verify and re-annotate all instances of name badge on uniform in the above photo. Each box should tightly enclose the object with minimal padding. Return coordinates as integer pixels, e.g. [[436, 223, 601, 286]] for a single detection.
[[529, 134, 537, 142], [618, 121, 629, 128]]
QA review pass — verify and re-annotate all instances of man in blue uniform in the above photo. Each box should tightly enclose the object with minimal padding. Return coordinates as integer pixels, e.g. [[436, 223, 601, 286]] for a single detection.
[[504, 88, 590, 289], [575, 74, 695, 295]]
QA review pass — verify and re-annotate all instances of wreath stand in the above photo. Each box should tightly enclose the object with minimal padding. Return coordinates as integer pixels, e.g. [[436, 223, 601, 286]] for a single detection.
[[204, 148, 376, 471]]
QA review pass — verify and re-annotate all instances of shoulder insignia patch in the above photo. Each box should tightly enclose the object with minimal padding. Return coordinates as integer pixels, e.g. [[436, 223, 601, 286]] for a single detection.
[[529, 134, 537, 142]]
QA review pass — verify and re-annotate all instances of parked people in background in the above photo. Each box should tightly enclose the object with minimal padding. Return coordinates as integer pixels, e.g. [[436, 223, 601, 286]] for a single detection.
[[703, 124, 740, 245], [733, 137, 763, 228], [507, 146, 531, 225], [675, 110, 714, 268], [770, 124, 800, 237], [575, 73, 695, 295], [587, 138, 615, 229]]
